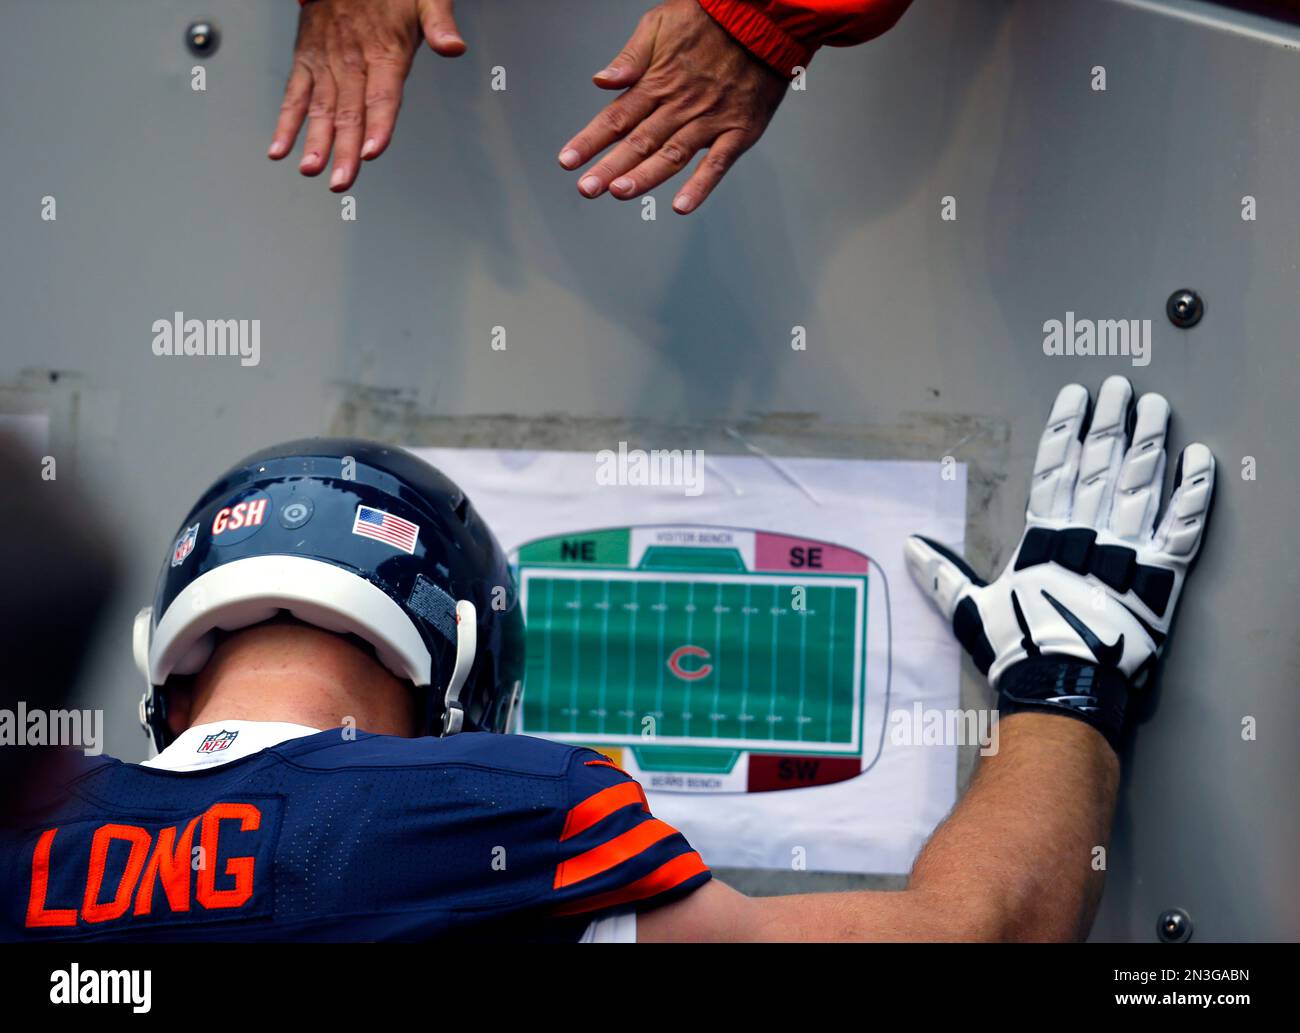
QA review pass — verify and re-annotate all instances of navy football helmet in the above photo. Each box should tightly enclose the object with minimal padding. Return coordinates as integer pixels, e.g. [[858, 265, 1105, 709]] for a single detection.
[[135, 439, 525, 752]]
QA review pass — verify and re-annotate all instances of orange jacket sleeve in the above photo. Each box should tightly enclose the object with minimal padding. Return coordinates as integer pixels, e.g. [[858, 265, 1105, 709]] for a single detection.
[[696, 0, 914, 77]]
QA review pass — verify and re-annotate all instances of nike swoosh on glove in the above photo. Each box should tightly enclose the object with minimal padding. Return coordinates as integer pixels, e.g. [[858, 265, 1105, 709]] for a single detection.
[[904, 376, 1214, 750]]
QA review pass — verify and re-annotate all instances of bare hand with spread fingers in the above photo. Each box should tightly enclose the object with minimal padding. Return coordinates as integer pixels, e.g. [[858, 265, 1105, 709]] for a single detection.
[[268, 0, 466, 192], [557, 0, 789, 214]]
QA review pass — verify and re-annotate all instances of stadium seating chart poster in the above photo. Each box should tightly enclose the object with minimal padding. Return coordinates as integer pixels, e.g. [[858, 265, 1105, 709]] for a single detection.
[[413, 448, 966, 874]]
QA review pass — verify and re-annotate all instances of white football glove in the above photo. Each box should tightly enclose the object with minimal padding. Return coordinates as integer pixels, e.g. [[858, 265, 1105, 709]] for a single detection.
[[905, 376, 1214, 747]]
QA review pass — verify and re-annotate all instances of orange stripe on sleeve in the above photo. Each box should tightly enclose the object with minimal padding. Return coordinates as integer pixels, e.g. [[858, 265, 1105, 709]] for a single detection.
[[555, 819, 678, 889], [584, 757, 632, 777], [553, 852, 709, 917], [560, 780, 648, 842]]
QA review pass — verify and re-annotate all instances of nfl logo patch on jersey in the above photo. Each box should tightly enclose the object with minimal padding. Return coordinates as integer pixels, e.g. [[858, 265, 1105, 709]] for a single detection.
[[197, 729, 238, 754], [171, 523, 199, 567]]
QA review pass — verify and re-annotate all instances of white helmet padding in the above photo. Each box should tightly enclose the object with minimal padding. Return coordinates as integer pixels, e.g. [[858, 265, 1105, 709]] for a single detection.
[[141, 555, 436, 689]]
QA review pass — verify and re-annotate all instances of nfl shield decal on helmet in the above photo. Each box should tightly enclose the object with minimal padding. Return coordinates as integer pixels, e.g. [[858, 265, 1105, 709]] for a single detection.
[[171, 523, 199, 567], [197, 729, 238, 754]]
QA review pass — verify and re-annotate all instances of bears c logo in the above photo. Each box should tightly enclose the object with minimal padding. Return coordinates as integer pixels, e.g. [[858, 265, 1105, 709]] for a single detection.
[[667, 645, 712, 681]]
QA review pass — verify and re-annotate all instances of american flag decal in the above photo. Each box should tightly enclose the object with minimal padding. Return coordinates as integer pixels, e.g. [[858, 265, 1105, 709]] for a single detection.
[[352, 505, 420, 554]]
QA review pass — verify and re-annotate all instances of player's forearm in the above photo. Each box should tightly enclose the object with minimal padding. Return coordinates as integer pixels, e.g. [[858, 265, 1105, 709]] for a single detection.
[[906, 712, 1120, 941], [739, 713, 1119, 942]]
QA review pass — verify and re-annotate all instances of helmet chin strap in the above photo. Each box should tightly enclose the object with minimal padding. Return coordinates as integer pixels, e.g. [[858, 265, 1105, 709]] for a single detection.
[[134, 607, 170, 751], [439, 600, 477, 736]]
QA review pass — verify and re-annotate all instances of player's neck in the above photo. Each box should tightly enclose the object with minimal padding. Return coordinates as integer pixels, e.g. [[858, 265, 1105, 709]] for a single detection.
[[184, 621, 417, 738], [189, 678, 367, 733]]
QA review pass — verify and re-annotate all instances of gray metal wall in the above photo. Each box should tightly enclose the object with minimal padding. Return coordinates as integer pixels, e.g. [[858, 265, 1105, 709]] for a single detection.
[[1, 0, 1295, 941]]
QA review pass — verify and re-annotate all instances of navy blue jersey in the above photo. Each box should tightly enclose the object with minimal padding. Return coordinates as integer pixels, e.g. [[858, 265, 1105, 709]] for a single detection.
[[0, 731, 709, 941]]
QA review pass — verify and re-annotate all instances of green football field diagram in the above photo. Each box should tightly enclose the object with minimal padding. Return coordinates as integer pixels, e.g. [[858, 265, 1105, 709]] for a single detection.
[[516, 527, 869, 757]]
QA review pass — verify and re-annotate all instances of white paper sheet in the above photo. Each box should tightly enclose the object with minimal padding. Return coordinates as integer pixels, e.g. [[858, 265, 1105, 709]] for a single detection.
[[413, 447, 966, 874]]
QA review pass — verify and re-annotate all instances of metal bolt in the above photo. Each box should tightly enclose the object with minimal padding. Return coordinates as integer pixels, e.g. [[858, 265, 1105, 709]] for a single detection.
[[1156, 907, 1192, 943], [186, 20, 220, 58], [1166, 289, 1204, 329]]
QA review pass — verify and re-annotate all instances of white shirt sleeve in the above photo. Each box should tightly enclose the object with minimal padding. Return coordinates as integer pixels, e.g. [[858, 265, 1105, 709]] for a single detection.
[[579, 910, 638, 943]]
